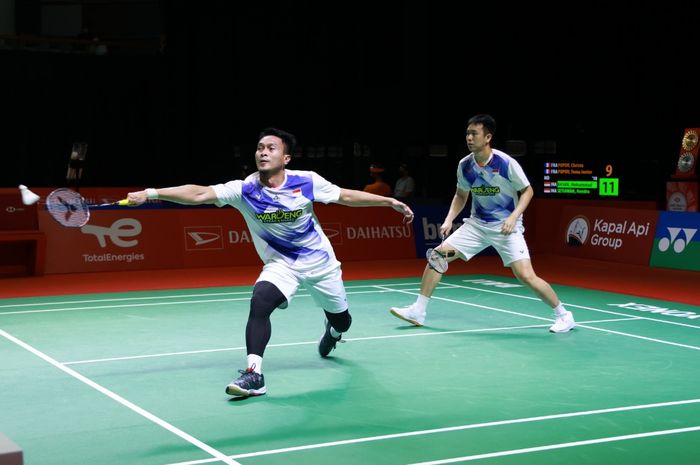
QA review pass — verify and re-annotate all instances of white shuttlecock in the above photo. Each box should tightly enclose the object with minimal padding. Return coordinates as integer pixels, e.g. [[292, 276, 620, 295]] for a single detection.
[[19, 185, 40, 205]]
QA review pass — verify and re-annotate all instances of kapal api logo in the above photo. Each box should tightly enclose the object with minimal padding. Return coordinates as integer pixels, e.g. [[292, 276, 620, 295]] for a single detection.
[[566, 215, 590, 246]]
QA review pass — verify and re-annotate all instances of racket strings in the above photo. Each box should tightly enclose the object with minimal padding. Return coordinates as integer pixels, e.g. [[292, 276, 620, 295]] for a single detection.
[[426, 235, 451, 273], [46, 188, 90, 227]]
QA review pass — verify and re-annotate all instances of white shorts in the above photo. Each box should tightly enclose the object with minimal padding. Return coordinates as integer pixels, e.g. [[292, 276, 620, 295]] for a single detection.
[[256, 261, 348, 313], [445, 217, 531, 266]]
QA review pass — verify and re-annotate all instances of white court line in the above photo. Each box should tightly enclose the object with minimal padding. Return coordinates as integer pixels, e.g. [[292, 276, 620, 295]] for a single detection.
[[380, 282, 700, 329], [0, 290, 253, 308], [162, 398, 700, 465], [453, 282, 700, 329], [377, 285, 700, 352], [62, 317, 638, 365], [0, 298, 250, 315], [0, 329, 241, 465], [0, 283, 414, 309], [59, 322, 554, 365], [0, 288, 413, 316], [407, 425, 700, 465]]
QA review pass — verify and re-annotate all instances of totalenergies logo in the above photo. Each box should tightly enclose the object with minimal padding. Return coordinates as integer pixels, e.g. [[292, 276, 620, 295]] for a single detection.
[[81, 219, 141, 248]]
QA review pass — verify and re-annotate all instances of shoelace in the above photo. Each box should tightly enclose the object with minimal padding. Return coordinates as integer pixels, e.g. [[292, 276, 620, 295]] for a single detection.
[[239, 363, 258, 376]]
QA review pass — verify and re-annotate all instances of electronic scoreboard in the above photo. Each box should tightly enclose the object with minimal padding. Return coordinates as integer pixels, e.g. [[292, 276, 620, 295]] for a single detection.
[[540, 161, 620, 198]]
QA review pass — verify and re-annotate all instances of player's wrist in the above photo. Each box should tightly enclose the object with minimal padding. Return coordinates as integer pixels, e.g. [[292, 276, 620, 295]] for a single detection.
[[145, 188, 159, 200]]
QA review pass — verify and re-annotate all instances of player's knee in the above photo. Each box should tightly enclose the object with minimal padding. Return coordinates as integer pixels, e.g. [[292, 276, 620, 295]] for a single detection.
[[515, 271, 538, 287], [324, 309, 352, 333], [250, 281, 287, 319]]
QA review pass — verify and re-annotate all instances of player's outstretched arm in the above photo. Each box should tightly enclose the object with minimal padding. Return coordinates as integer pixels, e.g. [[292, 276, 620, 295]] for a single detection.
[[127, 185, 218, 206], [337, 188, 414, 224]]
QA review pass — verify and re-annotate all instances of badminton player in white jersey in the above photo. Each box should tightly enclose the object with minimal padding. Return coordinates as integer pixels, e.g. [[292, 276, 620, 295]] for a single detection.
[[127, 128, 414, 398], [390, 114, 575, 333]]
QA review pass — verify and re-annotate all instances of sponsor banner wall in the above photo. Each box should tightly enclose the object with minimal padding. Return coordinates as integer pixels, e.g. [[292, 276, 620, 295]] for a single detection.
[[39, 202, 416, 274], [650, 211, 700, 271], [556, 206, 659, 265], [528, 198, 658, 253], [39, 209, 183, 273], [313, 204, 414, 260]]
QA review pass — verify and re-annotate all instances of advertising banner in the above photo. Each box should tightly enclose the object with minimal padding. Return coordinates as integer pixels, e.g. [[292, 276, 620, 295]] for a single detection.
[[556, 206, 659, 265], [39, 209, 183, 273], [649, 211, 700, 271], [314, 204, 414, 261], [39, 202, 416, 274]]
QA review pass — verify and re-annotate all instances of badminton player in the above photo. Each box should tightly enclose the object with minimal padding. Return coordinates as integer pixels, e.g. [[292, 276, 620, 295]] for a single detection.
[[390, 114, 576, 333], [127, 128, 414, 398]]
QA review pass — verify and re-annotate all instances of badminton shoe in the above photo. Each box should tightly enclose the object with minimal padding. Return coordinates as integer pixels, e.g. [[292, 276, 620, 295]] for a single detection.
[[318, 320, 342, 358], [225, 367, 266, 397], [389, 303, 426, 326], [549, 311, 576, 333]]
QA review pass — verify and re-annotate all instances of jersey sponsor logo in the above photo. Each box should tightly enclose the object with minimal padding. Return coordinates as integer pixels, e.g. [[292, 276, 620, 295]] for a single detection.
[[81, 218, 141, 248], [471, 186, 501, 196], [255, 208, 303, 223]]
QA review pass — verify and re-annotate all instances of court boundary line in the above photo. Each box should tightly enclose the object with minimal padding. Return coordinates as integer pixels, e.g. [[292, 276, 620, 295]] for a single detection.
[[406, 425, 700, 465], [453, 281, 700, 328], [3, 278, 696, 330], [376, 285, 700, 351], [0, 288, 404, 316], [161, 398, 700, 465], [62, 317, 638, 366], [0, 283, 414, 309], [0, 328, 241, 465]]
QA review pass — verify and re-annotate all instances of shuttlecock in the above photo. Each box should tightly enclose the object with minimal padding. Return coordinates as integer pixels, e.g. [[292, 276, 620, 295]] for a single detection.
[[19, 185, 40, 205]]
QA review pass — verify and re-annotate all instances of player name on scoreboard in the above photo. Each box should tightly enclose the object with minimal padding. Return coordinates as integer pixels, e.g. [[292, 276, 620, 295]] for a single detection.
[[543, 161, 619, 197]]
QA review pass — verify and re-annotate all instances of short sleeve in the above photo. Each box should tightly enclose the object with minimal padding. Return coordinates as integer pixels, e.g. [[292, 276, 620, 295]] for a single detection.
[[312, 172, 341, 203], [507, 159, 530, 191], [211, 180, 243, 207]]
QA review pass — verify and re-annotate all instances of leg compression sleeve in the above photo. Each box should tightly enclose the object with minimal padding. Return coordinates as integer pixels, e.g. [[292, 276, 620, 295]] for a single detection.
[[246, 281, 287, 356], [324, 309, 352, 333]]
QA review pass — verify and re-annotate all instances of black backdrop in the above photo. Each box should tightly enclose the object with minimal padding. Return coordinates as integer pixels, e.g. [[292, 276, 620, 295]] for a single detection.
[[3, 1, 699, 203]]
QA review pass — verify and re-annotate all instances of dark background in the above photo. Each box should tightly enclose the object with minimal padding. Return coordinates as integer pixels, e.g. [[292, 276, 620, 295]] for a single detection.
[[2, 0, 699, 203]]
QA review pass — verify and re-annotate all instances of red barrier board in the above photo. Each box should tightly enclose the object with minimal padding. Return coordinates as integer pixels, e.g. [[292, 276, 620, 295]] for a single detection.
[[555, 206, 659, 265], [39, 203, 415, 274]]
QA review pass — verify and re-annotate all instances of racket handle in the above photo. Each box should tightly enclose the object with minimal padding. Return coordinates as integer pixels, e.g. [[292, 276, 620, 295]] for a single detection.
[[117, 199, 130, 206]]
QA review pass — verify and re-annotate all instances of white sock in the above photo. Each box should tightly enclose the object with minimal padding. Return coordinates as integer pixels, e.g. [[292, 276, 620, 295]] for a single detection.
[[247, 354, 263, 373], [415, 294, 430, 313], [553, 303, 567, 316], [330, 326, 341, 338]]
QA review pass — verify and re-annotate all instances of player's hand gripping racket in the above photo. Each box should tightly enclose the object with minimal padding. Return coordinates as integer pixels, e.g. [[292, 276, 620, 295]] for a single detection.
[[426, 235, 449, 273], [46, 188, 129, 227]]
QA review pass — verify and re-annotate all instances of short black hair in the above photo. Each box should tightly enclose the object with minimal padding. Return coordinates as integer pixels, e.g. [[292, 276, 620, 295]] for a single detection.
[[258, 128, 297, 156], [467, 114, 496, 137]]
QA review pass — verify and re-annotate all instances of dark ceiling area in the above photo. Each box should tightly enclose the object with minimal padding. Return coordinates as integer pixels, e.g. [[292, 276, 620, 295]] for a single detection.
[[3, 1, 698, 200]]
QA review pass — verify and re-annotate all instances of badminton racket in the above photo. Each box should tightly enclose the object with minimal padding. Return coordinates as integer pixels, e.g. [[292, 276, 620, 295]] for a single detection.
[[46, 188, 129, 228], [426, 235, 450, 273]]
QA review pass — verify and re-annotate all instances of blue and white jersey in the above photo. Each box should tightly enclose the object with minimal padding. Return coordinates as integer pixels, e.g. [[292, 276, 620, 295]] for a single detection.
[[456, 149, 530, 228], [212, 170, 341, 272]]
